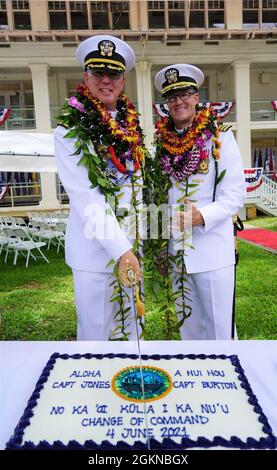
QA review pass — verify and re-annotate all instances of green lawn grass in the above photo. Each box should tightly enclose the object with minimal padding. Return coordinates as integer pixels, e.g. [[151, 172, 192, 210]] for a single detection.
[[0, 239, 276, 341], [0, 248, 76, 340], [248, 216, 277, 232]]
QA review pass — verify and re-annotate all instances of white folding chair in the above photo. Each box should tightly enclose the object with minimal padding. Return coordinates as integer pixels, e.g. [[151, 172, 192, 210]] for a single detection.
[[3, 227, 49, 267]]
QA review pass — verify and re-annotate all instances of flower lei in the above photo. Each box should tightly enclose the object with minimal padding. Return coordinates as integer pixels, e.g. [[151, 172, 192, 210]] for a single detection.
[[57, 84, 147, 340], [155, 106, 221, 181], [143, 105, 226, 338], [68, 85, 144, 177]]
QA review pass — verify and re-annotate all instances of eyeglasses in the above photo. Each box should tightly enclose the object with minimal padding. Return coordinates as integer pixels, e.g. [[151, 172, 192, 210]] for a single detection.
[[166, 90, 197, 104], [89, 70, 124, 81]]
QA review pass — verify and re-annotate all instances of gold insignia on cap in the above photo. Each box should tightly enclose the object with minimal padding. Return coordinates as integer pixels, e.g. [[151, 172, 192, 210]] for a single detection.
[[165, 68, 178, 84], [98, 40, 115, 57]]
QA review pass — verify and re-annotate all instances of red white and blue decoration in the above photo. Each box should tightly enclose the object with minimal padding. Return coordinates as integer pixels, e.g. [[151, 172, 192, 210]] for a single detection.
[[271, 100, 277, 112], [153, 101, 234, 119], [0, 107, 12, 125], [253, 146, 277, 182], [269, 148, 277, 182], [264, 147, 270, 172], [244, 168, 263, 193], [0, 184, 9, 202], [253, 147, 263, 168]]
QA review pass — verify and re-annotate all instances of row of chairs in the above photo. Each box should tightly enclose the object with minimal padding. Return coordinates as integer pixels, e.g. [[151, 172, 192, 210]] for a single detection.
[[0, 214, 67, 267], [27, 211, 68, 225], [0, 226, 49, 268]]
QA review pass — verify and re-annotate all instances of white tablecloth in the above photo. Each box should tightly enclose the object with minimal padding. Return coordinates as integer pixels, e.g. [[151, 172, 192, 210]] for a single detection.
[[1, 340, 276, 450]]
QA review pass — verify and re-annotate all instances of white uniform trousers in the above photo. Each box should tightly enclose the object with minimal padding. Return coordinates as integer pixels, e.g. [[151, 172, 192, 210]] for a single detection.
[[174, 265, 235, 340], [72, 270, 140, 341]]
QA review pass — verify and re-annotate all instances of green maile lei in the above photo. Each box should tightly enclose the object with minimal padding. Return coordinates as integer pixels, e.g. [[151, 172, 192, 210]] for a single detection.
[[144, 107, 226, 339], [57, 86, 147, 340]]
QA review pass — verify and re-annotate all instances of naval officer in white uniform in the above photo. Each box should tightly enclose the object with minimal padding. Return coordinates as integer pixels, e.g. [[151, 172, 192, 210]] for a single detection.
[[153, 64, 246, 340], [54, 36, 143, 341]]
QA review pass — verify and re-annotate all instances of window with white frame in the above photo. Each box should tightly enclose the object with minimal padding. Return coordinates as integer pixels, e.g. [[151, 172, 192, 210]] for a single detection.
[[70, 1, 88, 29], [168, 1, 185, 28], [90, 1, 129, 30], [91, 1, 110, 29], [148, 1, 225, 30], [188, 1, 205, 28], [208, 0, 225, 29], [242, 0, 260, 28], [262, 0, 277, 28], [148, 1, 165, 29], [0, 0, 8, 30], [48, 1, 67, 30], [12, 0, 31, 30], [111, 1, 129, 30]]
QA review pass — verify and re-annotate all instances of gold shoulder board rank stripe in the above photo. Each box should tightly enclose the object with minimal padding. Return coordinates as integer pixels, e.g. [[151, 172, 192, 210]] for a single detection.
[[218, 124, 232, 132]]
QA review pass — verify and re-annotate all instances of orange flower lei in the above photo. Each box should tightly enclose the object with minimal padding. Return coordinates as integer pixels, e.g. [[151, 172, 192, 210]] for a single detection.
[[155, 106, 221, 161], [82, 86, 141, 144], [81, 85, 144, 171]]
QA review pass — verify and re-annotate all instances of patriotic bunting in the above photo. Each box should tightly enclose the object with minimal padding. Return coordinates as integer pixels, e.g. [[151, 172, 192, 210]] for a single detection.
[[153, 101, 234, 119], [271, 100, 277, 112], [252, 147, 277, 181], [244, 168, 263, 192], [0, 107, 12, 125], [0, 185, 9, 202]]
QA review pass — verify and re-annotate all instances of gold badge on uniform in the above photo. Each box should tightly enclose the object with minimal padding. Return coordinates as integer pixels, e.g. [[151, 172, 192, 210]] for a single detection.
[[198, 158, 210, 174], [98, 40, 115, 57]]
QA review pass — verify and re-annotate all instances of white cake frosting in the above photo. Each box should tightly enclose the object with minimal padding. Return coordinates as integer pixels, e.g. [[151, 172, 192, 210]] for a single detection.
[[19, 354, 269, 448]]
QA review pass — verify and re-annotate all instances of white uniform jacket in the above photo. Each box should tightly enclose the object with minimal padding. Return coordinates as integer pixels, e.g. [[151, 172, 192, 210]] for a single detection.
[[168, 129, 246, 274], [55, 125, 139, 273]]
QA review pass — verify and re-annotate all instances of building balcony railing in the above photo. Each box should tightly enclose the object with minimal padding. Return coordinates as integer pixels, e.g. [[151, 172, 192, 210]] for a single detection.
[[1, 101, 276, 131], [1, 28, 276, 42], [1, 106, 60, 130], [250, 100, 276, 121], [1, 107, 36, 130], [0, 181, 69, 208]]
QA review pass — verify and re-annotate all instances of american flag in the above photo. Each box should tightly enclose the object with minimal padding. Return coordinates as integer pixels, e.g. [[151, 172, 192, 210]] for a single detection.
[[244, 168, 263, 193]]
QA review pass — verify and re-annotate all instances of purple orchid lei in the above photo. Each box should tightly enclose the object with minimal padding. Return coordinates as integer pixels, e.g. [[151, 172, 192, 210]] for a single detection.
[[160, 128, 212, 181]]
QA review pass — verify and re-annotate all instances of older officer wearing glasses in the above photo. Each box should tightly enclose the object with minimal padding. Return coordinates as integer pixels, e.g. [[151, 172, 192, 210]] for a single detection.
[[151, 63, 246, 340], [55, 35, 144, 341]]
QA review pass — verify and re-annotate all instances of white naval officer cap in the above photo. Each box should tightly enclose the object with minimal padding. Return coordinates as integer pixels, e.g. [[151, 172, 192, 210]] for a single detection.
[[76, 35, 135, 73], [154, 64, 204, 96]]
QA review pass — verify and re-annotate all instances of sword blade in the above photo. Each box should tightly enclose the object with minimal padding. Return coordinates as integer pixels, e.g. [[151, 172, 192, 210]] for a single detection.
[[127, 268, 151, 450]]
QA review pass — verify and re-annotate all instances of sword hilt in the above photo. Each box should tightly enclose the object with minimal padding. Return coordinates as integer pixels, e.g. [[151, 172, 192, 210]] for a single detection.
[[126, 267, 144, 317], [126, 266, 136, 287]]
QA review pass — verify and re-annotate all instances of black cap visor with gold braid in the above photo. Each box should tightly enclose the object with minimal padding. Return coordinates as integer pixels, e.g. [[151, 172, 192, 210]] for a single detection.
[[161, 68, 197, 96], [162, 77, 197, 96], [84, 40, 125, 72]]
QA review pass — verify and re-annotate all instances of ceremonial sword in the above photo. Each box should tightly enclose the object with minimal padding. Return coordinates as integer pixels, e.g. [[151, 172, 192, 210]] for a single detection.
[[126, 267, 151, 450], [232, 215, 244, 339]]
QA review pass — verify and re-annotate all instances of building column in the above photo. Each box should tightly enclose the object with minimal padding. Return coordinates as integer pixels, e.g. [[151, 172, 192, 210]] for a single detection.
[[29, 63, 52, 133], [135, 60, 153, 148], [30, 1, 49, 30], [225, 0, 242, 29], [39, 173, 60, 210], [29, 63, 59, 209], [232, 61, 251, 167]]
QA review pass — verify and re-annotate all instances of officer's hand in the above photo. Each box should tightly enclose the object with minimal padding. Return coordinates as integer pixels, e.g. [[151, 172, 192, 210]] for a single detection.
[[173, 198, 204, 231], [118, 250, 143, 287]]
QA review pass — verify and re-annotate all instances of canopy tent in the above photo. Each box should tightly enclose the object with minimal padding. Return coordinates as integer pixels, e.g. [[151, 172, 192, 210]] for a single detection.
[[0, 131, 56, 172]]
